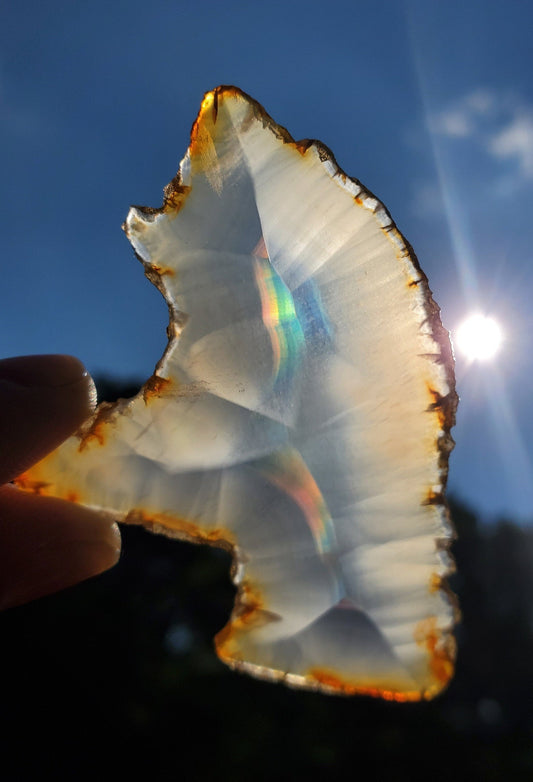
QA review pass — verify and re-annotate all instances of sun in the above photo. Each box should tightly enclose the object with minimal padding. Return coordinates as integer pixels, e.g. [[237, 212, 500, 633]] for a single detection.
[[455, 314, 503, 361]]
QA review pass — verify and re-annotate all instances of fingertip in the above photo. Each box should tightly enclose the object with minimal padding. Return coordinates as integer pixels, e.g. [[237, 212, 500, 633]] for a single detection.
[[0, 487, 122, 610], [0, 354, 92, 390], [0, 355, 97, 483]]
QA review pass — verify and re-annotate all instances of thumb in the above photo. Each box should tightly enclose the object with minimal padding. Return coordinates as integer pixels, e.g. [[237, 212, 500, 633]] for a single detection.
[[0, 485, 121, 610]]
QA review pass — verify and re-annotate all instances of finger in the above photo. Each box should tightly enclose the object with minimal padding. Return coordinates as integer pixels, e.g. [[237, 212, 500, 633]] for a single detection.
[[0, 484, 121, 610], [0, 355, 96, 484]]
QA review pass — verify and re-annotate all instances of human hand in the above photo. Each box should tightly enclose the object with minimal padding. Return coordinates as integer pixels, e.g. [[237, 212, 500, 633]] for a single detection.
[[0, 354, 121, 609]]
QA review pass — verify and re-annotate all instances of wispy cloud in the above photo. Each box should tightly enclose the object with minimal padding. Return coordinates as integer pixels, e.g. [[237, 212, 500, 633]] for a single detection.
[[489, 113, 533, 178], [430, 89, 495, 138], [430, 89, 533, 181]]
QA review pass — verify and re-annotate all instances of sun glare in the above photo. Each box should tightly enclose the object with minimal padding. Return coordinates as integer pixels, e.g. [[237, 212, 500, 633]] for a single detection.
[[455, 314, 503, 362]]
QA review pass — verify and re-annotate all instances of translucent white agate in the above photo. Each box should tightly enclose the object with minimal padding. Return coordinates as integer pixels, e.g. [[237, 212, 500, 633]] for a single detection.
[[18, 87, 458, 700]]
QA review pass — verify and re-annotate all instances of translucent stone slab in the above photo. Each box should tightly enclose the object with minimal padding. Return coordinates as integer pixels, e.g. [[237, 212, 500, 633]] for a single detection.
[[17, 87, 458, 700]]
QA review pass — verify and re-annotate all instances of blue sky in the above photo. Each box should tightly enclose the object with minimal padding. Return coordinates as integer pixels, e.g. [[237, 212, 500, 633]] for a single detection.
[[2, 0, 533, 523]]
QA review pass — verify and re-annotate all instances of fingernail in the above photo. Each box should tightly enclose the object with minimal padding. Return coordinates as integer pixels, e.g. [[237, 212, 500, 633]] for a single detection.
[[0, 355, 89, 389]]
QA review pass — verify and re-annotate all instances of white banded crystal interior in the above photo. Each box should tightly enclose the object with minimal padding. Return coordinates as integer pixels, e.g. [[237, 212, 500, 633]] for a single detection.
[[19, 87, 457, 700]]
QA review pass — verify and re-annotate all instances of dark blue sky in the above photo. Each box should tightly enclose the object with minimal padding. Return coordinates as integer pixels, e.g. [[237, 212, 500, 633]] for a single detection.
[[2, 0, 533, 522]]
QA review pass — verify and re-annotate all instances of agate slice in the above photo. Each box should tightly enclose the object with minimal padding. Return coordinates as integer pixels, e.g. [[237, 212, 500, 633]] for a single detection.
[[17, 86, 458, 700]]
